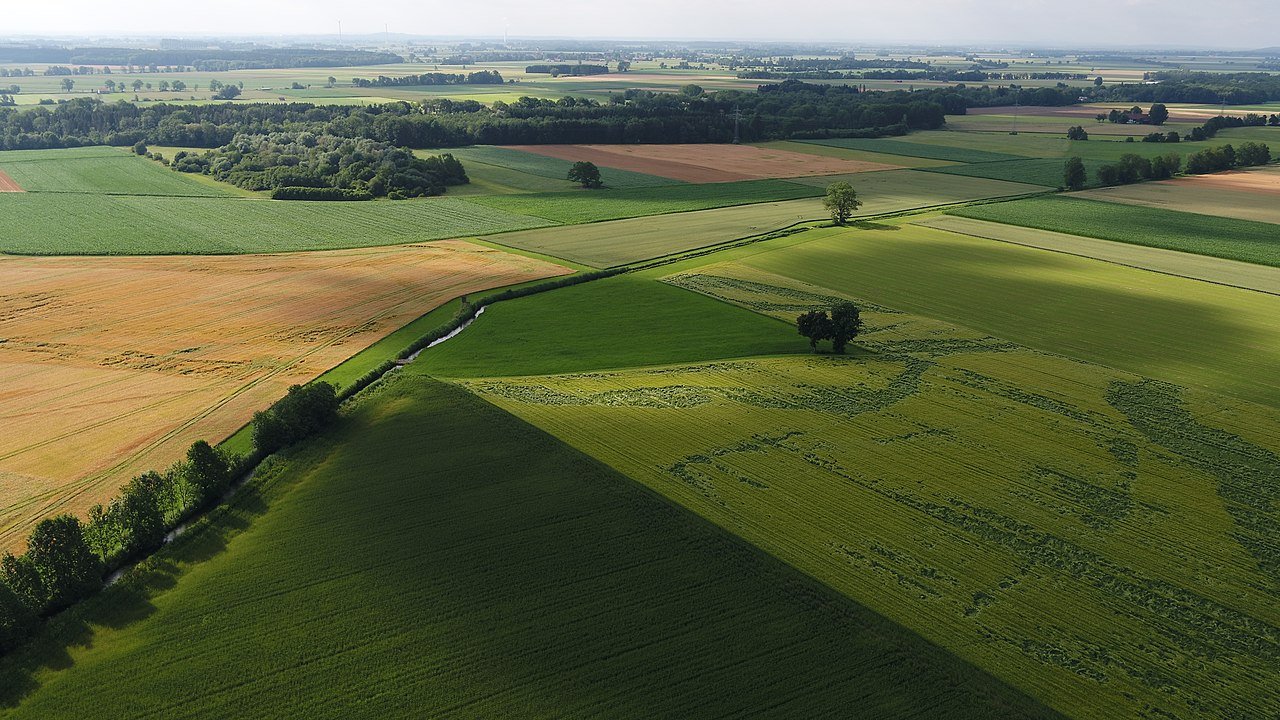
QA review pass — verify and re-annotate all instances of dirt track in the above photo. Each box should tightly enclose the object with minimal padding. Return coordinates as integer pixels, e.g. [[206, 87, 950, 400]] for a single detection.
[[0, 169, 23, 192]]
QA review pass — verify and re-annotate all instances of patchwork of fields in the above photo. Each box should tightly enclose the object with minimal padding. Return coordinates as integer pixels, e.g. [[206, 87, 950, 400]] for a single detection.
[[0, 242, 569, 550], [1073, 165, 1280, 224]]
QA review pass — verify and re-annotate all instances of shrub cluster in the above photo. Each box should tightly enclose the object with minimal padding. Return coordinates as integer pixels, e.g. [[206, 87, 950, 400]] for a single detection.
[[1141, 131, 1181, 143], [172, 132, 468, 198], [1096, 153, 1182, 186], [270, 186, 373, 201], [1186, 142, 1271, 174], [252, 383, 341, 456]]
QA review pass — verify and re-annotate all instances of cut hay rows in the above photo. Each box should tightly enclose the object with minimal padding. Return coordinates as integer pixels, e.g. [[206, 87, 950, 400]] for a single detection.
[[0, 241, 570, 550]]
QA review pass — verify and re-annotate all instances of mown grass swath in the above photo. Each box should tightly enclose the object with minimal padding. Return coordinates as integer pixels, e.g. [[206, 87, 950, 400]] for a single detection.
[[0, 378, 1060, 720], [950, 196, 1280, 267]]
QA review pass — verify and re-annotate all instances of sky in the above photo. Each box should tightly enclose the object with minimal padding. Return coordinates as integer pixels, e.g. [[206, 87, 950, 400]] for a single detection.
[[3, 0, 1278, 49]]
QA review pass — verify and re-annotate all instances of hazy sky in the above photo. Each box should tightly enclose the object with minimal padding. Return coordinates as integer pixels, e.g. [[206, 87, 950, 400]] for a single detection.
[[5, 0, 1278, 49]]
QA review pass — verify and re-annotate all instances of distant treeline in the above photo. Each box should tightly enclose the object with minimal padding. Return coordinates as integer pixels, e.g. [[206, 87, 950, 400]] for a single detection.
[[0, 46, 401, 70], [1101, 71, 1280, 104], [740, 68, 1087, 83], [0, 82, 952, 149], [351, 71, 504, 88], [737, 58, 931, 72], [525, 64, 609, 76], [171, 132, 469, 198]]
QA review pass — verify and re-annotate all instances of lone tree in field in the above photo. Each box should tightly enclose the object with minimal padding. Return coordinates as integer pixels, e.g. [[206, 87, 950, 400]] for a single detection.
[[1148, 103, 1170, 126], [796, 310, 833, 351], [568, 161, 603, 189], [1063, 157, 1087, 190], [829, 302, 863, 354], [60, 78, 74, 92], [824, 181, 861, 225], [1066, 126, 1089, 141]]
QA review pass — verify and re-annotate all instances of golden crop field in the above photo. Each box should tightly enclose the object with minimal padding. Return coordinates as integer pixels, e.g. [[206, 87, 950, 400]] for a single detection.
[[0, 241, 569, 550], [1074, 165, 1280, 225]]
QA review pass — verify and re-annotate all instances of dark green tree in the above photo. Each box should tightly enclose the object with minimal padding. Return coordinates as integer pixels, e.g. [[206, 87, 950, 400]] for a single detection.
[[1063, 157, 1087, 190], [796, 310, 833, 351], [21, 515, 101, 613], [0, 579, 38, 652], [1148, 103, 1170, 126], [823, 181, 861, 225], [567, 161, 603, 188], [1066, 125, 1089, 141], [829, 302, 864, 355]]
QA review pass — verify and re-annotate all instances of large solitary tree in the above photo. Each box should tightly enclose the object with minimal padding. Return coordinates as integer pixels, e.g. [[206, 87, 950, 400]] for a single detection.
[[568, 161, 603, 188], [1063, 157, 1087, 190], [796, 310, 833, 351], [829, 302, 863, 354], [1148, 103, 1170, 126], [824, 181, 861, 225]]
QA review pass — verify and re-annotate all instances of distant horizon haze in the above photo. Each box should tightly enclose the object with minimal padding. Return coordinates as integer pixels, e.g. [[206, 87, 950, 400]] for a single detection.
[[3, 0, 1278, 50]]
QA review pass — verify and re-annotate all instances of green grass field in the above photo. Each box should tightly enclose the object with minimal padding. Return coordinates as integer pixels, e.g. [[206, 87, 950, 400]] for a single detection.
[[753, 140, 959, 168], [468, 179, 822, 225], [951, 196, 1280, 267], [423, 251, 1280, 719], [786, 167, 1044, 201], [419, 274, 804, 377], [487, 198, 826, 267], [443, 146, 685, 189], [0, 194, 552, 254], [921, 157, 1091, 187], [0, 377, 1059, 719], [800, 137, 1028, 163], [0, 148, 233, 197]]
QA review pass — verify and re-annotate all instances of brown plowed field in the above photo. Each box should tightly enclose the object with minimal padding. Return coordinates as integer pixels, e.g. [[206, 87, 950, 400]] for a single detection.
[[511, 143, 901, 182], [0, 240, 569, 550], [0, 169, 22, 192]]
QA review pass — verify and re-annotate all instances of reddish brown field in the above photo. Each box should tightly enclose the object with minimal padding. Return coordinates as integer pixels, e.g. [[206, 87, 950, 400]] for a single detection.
[[0, 169, 22, 192], [0, 241, 569, 550], [511, 143, 900, 182]]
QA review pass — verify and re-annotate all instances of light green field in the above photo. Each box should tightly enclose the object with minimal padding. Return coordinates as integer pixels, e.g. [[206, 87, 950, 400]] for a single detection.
[[468, 179, 822, 225], [951, 196, 1280, 267], [786, 168, 1045, 202], [0, 148, 231, 196], [710, 223, 1280, 408], [487, 198, 825, 267], [0, 378, 1058, 718], [459, 265, 1280, 720], [0, 194, 552, 254], [914, 215, 1280, 295]]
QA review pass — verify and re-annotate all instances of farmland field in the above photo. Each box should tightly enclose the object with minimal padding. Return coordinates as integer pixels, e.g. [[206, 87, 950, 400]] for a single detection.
[[440, 259, 1280, 720], [511, 143, 901, 182], [921, 157, 1092, 187], [914, 215, 1280, 295], [468, 179, 822, 224], [487, 198, 826, 267], [0, 378, 1059, 719], [950, 196, 1280, 267], [1072, 165, 1280, 224], [0, 194, 553, 254], [440, 146, 683, 190], [800, 137, 1028, 163], [684, 224, 1280, 407], [753, 140, 959, 168], [785, 168, 1044, 202], [0, 148, 232, 197], [0, 241, 569, 550]]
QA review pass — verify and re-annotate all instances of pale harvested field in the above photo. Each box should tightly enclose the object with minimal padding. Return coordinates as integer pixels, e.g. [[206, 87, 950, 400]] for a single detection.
[[914, 215, 1280, 295], [0, 169, 21, 192], [967, 104, 1205, 123], [0, 241, 569, 550], [1074, 167, 1280, 224], [510, 143, 900, 183]]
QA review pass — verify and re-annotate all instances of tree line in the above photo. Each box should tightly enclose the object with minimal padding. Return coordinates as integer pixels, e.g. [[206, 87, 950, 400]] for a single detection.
[[0, 82, 953, 151], [1062, 141, 1271, 190], [0, 382, 342, 655], [169, 131, 468, 199], [351, 71, 505, 88], [0, 46, 401, 70]]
